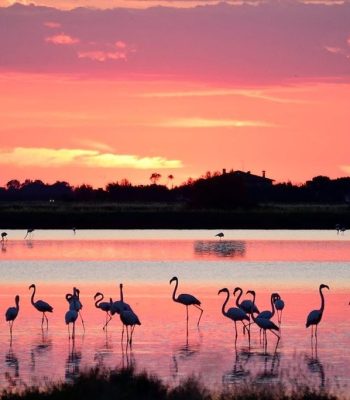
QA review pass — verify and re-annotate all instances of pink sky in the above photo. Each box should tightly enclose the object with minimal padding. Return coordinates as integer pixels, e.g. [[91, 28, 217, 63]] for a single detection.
[[0, 1, 349, 187]]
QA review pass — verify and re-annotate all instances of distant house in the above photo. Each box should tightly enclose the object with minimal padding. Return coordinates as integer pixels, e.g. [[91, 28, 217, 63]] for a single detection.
[[222, 169, 274, 189]]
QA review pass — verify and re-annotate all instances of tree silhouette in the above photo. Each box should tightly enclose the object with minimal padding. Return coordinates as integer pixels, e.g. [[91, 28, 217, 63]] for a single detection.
[[167, 174, 174, 188], [150, 173, 161, 185]]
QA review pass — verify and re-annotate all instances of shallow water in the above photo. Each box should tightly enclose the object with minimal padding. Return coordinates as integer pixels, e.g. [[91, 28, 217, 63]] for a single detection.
[[0, 230, 349, 395]]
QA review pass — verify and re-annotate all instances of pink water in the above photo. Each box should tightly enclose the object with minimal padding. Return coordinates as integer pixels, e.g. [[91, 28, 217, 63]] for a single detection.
[[0, 230, 349, 395]]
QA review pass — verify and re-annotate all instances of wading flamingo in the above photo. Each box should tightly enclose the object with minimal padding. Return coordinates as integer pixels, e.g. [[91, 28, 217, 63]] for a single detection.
[[5, 295, 20, 335], [274, 293, 285, 325], [1, 232, 7, 241], [247, 290, 280, 350], [24, 229, 34, 239], [94, 292, 112, 330], [29, 284, 53, 329], [110, 283, 132, 315], [120, 309, 141, 346], [306, 284, 329, 338], [170, 276, 203, 326], [218, 288, 249, 341]]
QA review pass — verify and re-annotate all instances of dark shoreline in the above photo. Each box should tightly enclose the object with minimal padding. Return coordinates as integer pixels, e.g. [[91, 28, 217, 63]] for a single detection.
[[0, 202, 349, 229]]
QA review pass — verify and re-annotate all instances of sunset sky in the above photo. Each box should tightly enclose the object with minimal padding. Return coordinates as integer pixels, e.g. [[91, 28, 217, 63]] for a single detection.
[[0, 0, 350, 187]]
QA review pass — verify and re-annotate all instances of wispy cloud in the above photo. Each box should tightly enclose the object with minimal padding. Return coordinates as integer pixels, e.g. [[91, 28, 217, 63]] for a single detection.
[[77, 41, 134, 62], [46, 33, 80, 45], [0, 147, 183, 169], [152, 118, 276, 128], [44, 21, 61, 29], [74, 139, 115, 152], [137, 88, 302, 103]]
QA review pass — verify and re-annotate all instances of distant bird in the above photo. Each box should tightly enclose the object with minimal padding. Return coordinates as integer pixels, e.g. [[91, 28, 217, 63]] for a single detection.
[[306, 284, 330, 337], [5, 295, 20, 335], [247, 290, 280, 348], [170, 276, 203, 326], [234, 287, 260, 315], [340, 227, 346, 235], [72, 228, 76, 235], [24, 229, 34, 239], [110, 283, 133, 316], [94, 292, 112, 330], [274, 293, 285, 325], [120, 309, 141, 346], [29, 284, 53, 329], [215, 232, 224, 240], [1, 232, 7, 241], [336, 224, 341, 234], [218, 288, 249, 340]]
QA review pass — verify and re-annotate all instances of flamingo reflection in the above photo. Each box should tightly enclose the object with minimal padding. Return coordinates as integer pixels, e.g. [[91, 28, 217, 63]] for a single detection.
[[30, 330, 52, 373], [5, 343, 19, 389], [65, 338, 82, 382], [306, 346, 325, 389], [222, 347, 251, 384]]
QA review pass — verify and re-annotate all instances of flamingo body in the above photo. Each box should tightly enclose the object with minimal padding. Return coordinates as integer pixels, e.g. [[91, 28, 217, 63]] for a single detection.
[[5, 295, 20, 322], [306, 310, 322, 328], [110, 283, 133, 315], [274, 298, 285, 311], [65, 309, 78, 325]]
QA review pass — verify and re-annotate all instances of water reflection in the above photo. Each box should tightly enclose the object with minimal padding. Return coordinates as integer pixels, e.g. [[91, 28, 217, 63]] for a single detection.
[[222, 347, 251, 384], [194, 240, 246, 258], [30, 330, 52, 373], [306, 342, 325, 389], [94, 332, 113, 367], [255, 351, 280, 383], [4, 343, 19, 389], [65, 339, 82, 382], [171, 332, 202, 379]]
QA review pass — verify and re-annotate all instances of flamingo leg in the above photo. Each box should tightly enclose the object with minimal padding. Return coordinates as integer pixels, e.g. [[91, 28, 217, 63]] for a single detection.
[[234, 321, 238, 342], [130, 325, 135, 345], [79, 311, 85, 332], [103, 312, 112, 331], [194, 304, 203, 326], [44, 313, 49, 329], [126, 326, 130, 345], [68, 323, 71, 339], [72, 322, 75, 340], [315, 324, 318, 338], [41, 313, 44, 327]]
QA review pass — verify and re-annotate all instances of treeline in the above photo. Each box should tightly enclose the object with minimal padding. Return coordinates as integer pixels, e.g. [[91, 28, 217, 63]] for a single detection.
[[1, 174, 350, 207]]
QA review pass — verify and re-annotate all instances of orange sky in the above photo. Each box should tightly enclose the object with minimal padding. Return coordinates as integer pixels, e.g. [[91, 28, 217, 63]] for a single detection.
[[1, 2, 350, 187]]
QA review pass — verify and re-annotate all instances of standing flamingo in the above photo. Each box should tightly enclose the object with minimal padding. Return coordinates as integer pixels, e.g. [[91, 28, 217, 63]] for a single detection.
[[247, 290, 280, 350], [120, 309, 141, 346], [234, 287, 260, 315], [215, 232, 224, 240], [306, 284, 330, 338], [29, 284, 53, 329], [94, 292, 112, 330], [65, 301, 78, 340], [110, 283, 132, 316], [218, 288, 249, 341], [66, 287, 85, 331], [5, 295, 20, 335], [1, 232, 7, 241], [170, 276, 203, 326], [274, 293, 285, 325]]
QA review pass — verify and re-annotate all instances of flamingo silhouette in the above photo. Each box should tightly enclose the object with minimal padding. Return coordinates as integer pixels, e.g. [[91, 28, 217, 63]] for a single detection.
[[5, 295, 20, 335], [306, 284, 329, 338], [65, 301, 78, 340], [215, 232, 224, 240], [1, 232, 7, 241], [110, 283, 132, 316], [29, 284, 53, 329], [218, 288, 249, 341], [120, 309, 141, 346], [66, 287, 85, 331], [274, 293, 285, 325], [170, 276, 203, 326], [247, 290, 280, 351], [24, 229, 34, 239], [94, 292, 112, 330]]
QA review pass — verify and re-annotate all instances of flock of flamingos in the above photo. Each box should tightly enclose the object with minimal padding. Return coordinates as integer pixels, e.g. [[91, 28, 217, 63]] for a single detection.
[[4, 277, 330, 350]]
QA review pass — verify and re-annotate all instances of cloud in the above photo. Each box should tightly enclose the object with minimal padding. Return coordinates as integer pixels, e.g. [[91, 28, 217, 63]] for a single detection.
[[0, 147, 183, 169], [77, 41, 134, 62], [45, 33, 80, 45], [152, 118, 276, 128], [74, 139, 115, 152], [44, 21, 61, 28], [138, 88, 302, 103]]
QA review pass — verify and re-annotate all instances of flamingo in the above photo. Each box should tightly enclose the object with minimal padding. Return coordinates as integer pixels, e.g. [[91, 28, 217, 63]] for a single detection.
[[110, 283, 132, 316], [218, 288, 249, 341], [24, 229, 34, 239], [170, 276, 203, 326], [1, 232, 7, 241], [306, 284, 329, 338], [215, 232, 224, 240], [247, 290, 280, 350], [94, 292, 112, 330], [274, 293, 285, 325], [5, 295, 20, 335], [29, 284, 53, 329], [65, 304, 78, 340], [234, 287, 260, 315], [66, 287, 85, 331], [120, 309, 141, 346]]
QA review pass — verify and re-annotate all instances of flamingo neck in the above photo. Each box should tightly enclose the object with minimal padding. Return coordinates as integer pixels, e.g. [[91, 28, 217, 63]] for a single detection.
[[120, 285, 124, 302], [95, 293, 103, 308], [30, 286, 36, 306], [250, 293, 257, 322], [235, 288, 242, 308], [319, 286, 325, 313], [221, 290, 229, 316], [15, 297, 19, 311], [172, 279, 178, 301], [270, 294, 276, 317]]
